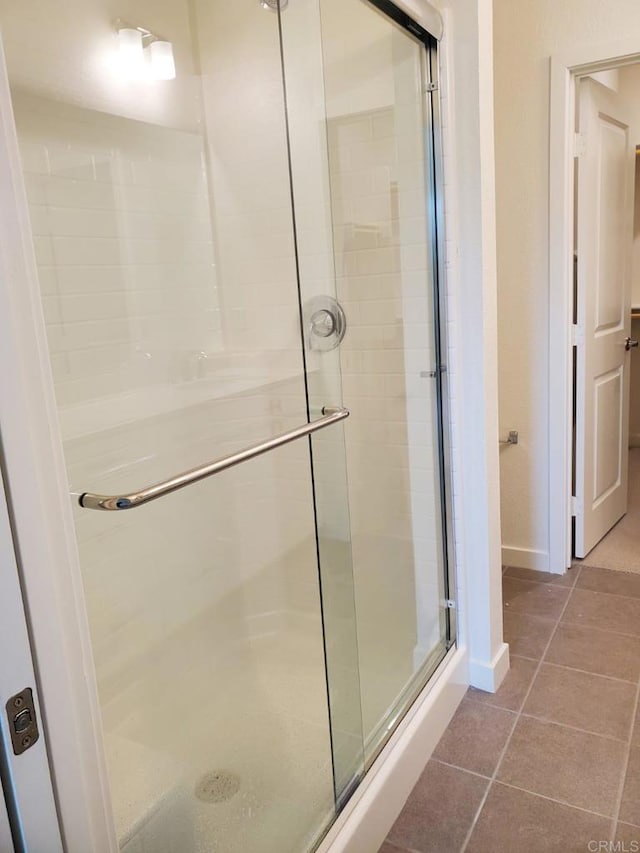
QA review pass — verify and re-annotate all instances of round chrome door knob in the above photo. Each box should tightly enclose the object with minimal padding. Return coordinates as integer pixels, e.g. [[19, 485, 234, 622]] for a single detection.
[[303, 295, 347, 351], [310, 309, 336, 338]]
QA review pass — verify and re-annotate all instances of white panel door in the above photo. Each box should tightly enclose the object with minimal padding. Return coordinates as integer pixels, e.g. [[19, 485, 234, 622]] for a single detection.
[[575, 78, 635, 558]]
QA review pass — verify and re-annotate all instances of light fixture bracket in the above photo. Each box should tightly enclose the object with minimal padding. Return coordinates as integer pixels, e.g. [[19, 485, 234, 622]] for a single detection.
[[114, 18, 166, 46]]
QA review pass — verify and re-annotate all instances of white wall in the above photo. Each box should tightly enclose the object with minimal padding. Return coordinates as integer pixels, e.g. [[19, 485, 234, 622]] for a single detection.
[[494, 0, 640, 569], [440, 0, 505, 688]]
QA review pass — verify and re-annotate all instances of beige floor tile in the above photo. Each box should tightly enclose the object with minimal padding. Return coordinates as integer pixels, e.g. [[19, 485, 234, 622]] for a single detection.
[[504, 566, 578, 587], [497, 716, 626, 815], [387, 760, 488, 853], [503, 609, 557, 659], [467, 657, 538, 711], [562, 589, 640, 637], [620, 748, 640, 827], [523, 663, 636, 740], [545, 622, 640, 682], [577, 566, 640, 599], [377, 843, 407, 853], [432, 699, 515, 776], [502, 577, 570, 620], [633, 707, 640, 749], [466, 782, 611, 853], [616, 822, 640, 841]]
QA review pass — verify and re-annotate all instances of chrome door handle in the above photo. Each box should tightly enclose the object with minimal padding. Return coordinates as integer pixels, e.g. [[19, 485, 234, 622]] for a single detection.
[[78, 407, 349, 511], [626, 337, 639, 351]]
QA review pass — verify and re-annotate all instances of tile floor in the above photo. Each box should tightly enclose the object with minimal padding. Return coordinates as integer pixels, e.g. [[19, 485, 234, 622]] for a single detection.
[[379, 564, 640, 853]]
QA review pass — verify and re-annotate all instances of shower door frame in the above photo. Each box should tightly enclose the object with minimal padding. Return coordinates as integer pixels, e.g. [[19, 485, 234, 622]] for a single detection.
[[361, 0, 458, 672], [278, 0, 457, 777], [0, 2, 461, 851]]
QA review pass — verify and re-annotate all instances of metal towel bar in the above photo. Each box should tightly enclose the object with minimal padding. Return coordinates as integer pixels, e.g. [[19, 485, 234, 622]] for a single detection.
[[78, 406, 349, 511]]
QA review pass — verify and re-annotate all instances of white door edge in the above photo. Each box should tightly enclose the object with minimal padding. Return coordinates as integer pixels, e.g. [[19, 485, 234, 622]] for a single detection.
[[574, 78, 633, 557], [0, 463, 63, 852]]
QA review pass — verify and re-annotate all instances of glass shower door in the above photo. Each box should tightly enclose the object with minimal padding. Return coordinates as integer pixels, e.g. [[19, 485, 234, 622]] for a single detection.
[[1, 1, 363, 851], [281, 0, 454, 762]]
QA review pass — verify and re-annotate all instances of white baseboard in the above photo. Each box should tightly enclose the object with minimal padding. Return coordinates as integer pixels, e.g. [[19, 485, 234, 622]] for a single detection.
[[501, 546, 550, 572], [468, 642, 510, 692], [318, 646, 468, 853]]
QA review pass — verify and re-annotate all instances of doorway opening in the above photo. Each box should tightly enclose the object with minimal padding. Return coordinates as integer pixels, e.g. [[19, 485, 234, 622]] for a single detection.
[[571, 65, 640, 573]]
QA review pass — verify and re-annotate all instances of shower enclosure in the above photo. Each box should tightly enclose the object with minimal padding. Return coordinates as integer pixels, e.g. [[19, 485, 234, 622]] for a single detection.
[[0, 0, 452, 849]]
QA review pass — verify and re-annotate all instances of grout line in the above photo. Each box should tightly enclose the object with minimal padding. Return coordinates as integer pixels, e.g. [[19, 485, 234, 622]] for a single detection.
[[382, 841, 415, 853], [517, 711, 629, 744], [609, 666, 640, 837], [577, 561, 640, 577], [559, 616, 640, 642], [459, 570, 578, 853], [502, 575, 578, 591], [430, 757, 492, 781], [535, 660, 638, 686], [463, 692, 630, 743], [566, 585, 640, 605], [504, 569, 581, 588], [617, 820, 640, 831], [491, 779, 614, 821], [508, 653, 541, 662], [551, 617, 640, 643], [429, 760, 616, 823], [502, 608, 558, 626]]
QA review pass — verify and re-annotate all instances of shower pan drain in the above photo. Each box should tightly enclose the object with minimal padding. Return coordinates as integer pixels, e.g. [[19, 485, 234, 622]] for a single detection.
[[195, 771, 241, 804]]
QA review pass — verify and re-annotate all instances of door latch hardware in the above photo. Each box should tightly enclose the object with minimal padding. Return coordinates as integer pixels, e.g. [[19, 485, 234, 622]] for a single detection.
[[625, 337, 639, 351], [420, 365, 447, 379], [6, 688, 39, 755]]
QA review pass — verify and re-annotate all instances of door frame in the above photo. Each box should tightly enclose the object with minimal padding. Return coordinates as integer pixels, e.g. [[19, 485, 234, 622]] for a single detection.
[[549, 42, 640, 573]]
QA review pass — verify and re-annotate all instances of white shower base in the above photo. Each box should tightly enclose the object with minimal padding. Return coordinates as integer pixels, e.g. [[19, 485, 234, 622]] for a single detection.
[[104, 614, 336, 853]]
